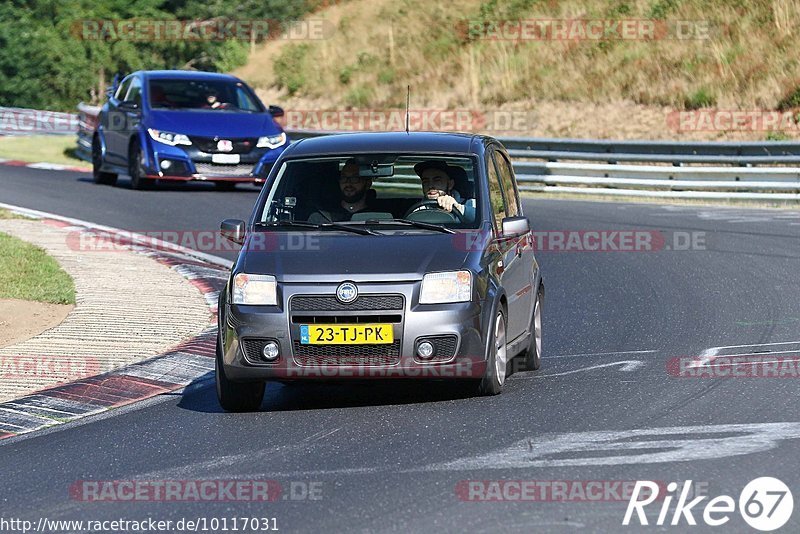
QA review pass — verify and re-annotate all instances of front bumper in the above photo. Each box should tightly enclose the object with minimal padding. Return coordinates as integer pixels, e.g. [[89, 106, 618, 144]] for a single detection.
[[220, 281, 489, 381], [143, 136, 285, 183]]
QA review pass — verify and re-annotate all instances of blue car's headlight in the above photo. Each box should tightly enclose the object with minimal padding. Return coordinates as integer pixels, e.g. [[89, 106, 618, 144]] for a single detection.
[[148, 128, 191, 146], [256, 132, 287, 149]]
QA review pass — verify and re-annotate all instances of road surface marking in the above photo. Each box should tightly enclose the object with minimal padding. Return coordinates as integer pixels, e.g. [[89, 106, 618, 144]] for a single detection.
[[515, 360, 645, 379], [428, 421, 800, 470]]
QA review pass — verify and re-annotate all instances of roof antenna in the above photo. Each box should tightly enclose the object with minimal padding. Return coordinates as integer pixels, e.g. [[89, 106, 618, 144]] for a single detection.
[[405, 85, 411, 134]]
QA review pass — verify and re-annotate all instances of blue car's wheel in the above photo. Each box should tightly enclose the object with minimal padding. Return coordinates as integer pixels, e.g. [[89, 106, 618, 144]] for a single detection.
[[129, 140, 154, 190]]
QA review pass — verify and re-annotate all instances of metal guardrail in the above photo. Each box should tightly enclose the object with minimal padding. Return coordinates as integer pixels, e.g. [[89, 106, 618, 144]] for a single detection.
[[70, 106, 800, 200], [0, 106, 79, 136], [287, 129, 800, 200]]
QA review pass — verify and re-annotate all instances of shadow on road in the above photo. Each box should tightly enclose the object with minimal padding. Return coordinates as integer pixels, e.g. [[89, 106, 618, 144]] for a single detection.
[[76, 176, 262, 193], [176, 374, 485, 415]]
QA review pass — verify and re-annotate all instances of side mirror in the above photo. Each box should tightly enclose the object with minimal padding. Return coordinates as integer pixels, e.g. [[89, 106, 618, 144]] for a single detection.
[[501, 216, 530, 238], [119, 100, 139, 111], [220, 219, 246, 245], [268, 105, 284, 118]]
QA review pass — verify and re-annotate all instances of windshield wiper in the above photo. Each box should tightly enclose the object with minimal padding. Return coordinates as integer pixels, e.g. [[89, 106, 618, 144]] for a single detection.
[[371, 218, 455, 234], [255, 220, 378, 236]]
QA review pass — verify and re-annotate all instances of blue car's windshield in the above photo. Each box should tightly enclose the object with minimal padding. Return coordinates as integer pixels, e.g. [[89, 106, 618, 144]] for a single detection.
[[148, 79, 263, 112]]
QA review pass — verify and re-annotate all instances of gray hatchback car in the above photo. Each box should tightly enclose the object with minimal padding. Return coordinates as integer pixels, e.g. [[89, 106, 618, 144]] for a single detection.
[[217, 132, 543, 411]]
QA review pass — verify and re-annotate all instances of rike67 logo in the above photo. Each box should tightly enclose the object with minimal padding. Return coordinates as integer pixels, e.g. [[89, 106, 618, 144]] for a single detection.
[[623, 477, 793, 531]]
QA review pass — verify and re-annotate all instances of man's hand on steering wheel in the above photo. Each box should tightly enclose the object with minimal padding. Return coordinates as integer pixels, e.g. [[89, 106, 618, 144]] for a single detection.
[[434, 194, 464, 215], [404, 198, 465, 222]]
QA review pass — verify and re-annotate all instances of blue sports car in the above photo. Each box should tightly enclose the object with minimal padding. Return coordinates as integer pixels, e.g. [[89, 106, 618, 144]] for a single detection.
[[92, 70, 288, 190]]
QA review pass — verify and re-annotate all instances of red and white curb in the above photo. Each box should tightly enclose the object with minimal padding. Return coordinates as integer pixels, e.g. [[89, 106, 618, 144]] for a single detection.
[[0, 158, 90, 173], [0, 203, 231, 440]]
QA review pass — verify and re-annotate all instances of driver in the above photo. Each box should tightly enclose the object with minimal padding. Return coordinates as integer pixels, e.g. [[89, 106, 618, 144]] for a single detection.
[[308, 159, 374, 222], [412, 161, 475, 222], [204, 90, 225, 109]]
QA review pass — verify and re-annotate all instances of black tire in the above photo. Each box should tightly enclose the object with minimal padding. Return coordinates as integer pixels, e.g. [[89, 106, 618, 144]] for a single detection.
[[216, 333, 265, 412], [477, 307, 508, 396], [214, 181, 237, 191], [521, 286, 543, 371], [128, 140, 154, 190], [92, 137, 117, 186]]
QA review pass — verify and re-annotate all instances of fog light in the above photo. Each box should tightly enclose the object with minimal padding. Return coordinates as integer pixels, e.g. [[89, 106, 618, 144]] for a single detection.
[[160, 160, 172, 170], [417, 341, 435, 360], [262, 341, 279, 361]]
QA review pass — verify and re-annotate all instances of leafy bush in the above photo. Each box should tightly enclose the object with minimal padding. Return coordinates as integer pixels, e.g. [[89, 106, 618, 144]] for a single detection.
[[683, 88, 716, 110], [765, 130, 790, 141], [274, 44, 310, 95], [378, 67, 395, 85], [776, 86, 800, 111], [345, 86, 373, 107]]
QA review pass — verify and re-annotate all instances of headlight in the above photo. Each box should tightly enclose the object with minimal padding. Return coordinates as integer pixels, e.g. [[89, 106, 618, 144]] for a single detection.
[[257, 132, 287, 149], [232, 273, 277, 305], [147, 128, 191, 146], [419, 270, 472, 304]]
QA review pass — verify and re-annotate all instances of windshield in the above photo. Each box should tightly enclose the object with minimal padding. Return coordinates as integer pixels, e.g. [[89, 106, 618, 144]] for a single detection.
[[148, 79, 264, 112], [258, 154, 481, 229]]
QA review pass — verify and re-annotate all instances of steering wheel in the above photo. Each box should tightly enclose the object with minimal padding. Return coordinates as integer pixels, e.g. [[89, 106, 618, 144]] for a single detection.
[[403, 199, 464, 223]]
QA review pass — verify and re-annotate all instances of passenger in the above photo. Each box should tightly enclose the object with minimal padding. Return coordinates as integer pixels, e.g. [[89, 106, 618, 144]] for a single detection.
[[308, 160, 374, 222], [412, 161, 476, 222]]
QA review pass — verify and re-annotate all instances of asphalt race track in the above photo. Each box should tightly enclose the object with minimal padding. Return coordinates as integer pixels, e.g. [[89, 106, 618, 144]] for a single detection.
[[2, 166, 800, 532]]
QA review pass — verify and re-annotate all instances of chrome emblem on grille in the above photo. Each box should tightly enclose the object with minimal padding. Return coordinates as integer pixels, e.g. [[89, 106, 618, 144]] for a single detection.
[[217, 139, 233, 152], [336, 282, 358, 303]]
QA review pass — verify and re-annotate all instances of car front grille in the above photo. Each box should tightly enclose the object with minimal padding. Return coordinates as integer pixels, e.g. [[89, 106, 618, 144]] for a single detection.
[[189, 136, 258, 154], [290, 293, 404, 366], [292, 340, 401, 366], [290, 295, 404, 312], [194, 163, 254, 177]]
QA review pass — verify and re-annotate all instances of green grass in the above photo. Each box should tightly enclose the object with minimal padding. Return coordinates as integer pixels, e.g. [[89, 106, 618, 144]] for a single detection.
[[0, 230, 75, 304], [0, 135, 83, 166], [0, 208, 27, 220]]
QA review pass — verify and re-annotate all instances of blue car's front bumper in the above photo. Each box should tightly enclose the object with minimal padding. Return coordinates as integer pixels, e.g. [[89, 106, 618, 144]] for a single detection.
[[142, 136, 287, 182]]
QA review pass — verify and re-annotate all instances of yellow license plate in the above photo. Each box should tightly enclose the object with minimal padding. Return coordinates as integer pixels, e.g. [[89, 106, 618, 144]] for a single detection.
[[300, 324, 394, 344]]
